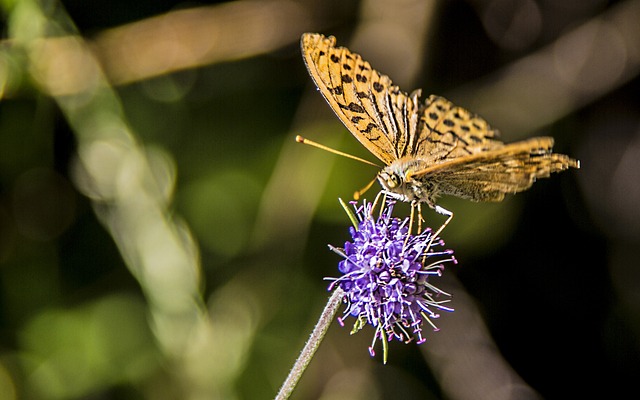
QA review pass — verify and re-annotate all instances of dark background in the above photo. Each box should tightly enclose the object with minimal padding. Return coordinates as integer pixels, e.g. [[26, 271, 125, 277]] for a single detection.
[[1, 0, 639, 398]]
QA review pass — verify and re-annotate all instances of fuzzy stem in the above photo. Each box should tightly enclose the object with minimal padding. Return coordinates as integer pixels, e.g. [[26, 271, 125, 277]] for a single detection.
[[275, 288, 345, 400]]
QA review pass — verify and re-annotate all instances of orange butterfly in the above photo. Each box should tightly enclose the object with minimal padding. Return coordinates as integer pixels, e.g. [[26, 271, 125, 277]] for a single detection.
[[300, 33, 579, 228]]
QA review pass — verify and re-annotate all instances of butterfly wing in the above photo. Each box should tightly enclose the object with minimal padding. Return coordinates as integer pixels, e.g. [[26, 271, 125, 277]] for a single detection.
[[409, 137, 579, 202], [301, 33, 421, 166], [411, 95, 505, 160], [302, 33, 580, 205]]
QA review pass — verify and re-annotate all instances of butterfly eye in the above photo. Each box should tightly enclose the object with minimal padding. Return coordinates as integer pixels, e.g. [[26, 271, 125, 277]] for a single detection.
[[387, 174, 400, 188]]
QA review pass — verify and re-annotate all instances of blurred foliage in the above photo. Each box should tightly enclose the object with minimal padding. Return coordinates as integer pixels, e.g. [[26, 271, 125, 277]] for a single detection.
[[0, 0, 639, 399]]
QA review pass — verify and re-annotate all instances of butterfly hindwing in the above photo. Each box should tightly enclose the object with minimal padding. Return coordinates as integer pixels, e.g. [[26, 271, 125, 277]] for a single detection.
[[411, 137, 577, 201], [413, 95, 504, 161]]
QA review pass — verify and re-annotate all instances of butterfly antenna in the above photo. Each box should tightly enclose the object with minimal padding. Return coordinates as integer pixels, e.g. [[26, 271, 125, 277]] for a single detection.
[[295, 135, 380, 167]]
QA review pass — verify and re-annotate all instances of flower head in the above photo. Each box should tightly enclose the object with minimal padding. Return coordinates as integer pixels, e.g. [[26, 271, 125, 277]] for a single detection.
[[328, 199, 456, 361]]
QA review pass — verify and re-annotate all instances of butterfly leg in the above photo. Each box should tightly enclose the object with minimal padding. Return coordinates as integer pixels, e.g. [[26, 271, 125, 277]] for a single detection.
[[427, 205, 453, 250], [417, 202, 425, 233], [372, 191, 387, 220], [403, 201, 422, 248], [407, 202, 416, 238], [406, 201, 426, 235]]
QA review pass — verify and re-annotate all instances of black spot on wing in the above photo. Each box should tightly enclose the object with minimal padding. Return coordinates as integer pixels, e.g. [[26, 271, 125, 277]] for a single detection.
[[360, 123, 377, 134], [340, 102, 365, 113]]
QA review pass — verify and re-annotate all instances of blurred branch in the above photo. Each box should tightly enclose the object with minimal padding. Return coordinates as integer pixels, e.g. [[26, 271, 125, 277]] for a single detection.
[[92, 0, 311, 85], [0, 0, 311, 97], [450, 0, 640, 138], [4, 0, 253, 397]]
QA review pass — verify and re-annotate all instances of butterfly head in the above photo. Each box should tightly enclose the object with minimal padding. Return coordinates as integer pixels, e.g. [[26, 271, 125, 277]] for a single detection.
[[377, 166, 415, 203], [378, 160, 438, 205]]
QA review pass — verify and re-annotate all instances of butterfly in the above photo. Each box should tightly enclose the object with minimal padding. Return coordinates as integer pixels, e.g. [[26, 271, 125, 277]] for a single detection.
[[300, 32, 579, 226]]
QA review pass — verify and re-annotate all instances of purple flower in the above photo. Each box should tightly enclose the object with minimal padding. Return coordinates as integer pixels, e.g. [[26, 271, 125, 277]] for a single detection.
[[328, 200, 456, 360]]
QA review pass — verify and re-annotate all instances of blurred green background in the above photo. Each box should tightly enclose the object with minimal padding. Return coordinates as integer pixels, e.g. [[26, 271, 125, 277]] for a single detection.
[[1, 0, 639, 399]]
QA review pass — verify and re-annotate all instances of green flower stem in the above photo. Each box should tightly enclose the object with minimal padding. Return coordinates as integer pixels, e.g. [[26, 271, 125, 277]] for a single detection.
[[275, 288, 345, 400], [339, 198, 359, 228]]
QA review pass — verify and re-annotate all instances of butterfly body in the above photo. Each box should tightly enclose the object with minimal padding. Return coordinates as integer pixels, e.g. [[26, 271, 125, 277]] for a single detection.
[[379, 157, 438, 204], [301, 33, 579, 210]]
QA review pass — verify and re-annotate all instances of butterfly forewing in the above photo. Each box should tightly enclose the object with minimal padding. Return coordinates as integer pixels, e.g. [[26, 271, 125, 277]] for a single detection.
[[301, 33, 420, 165]]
